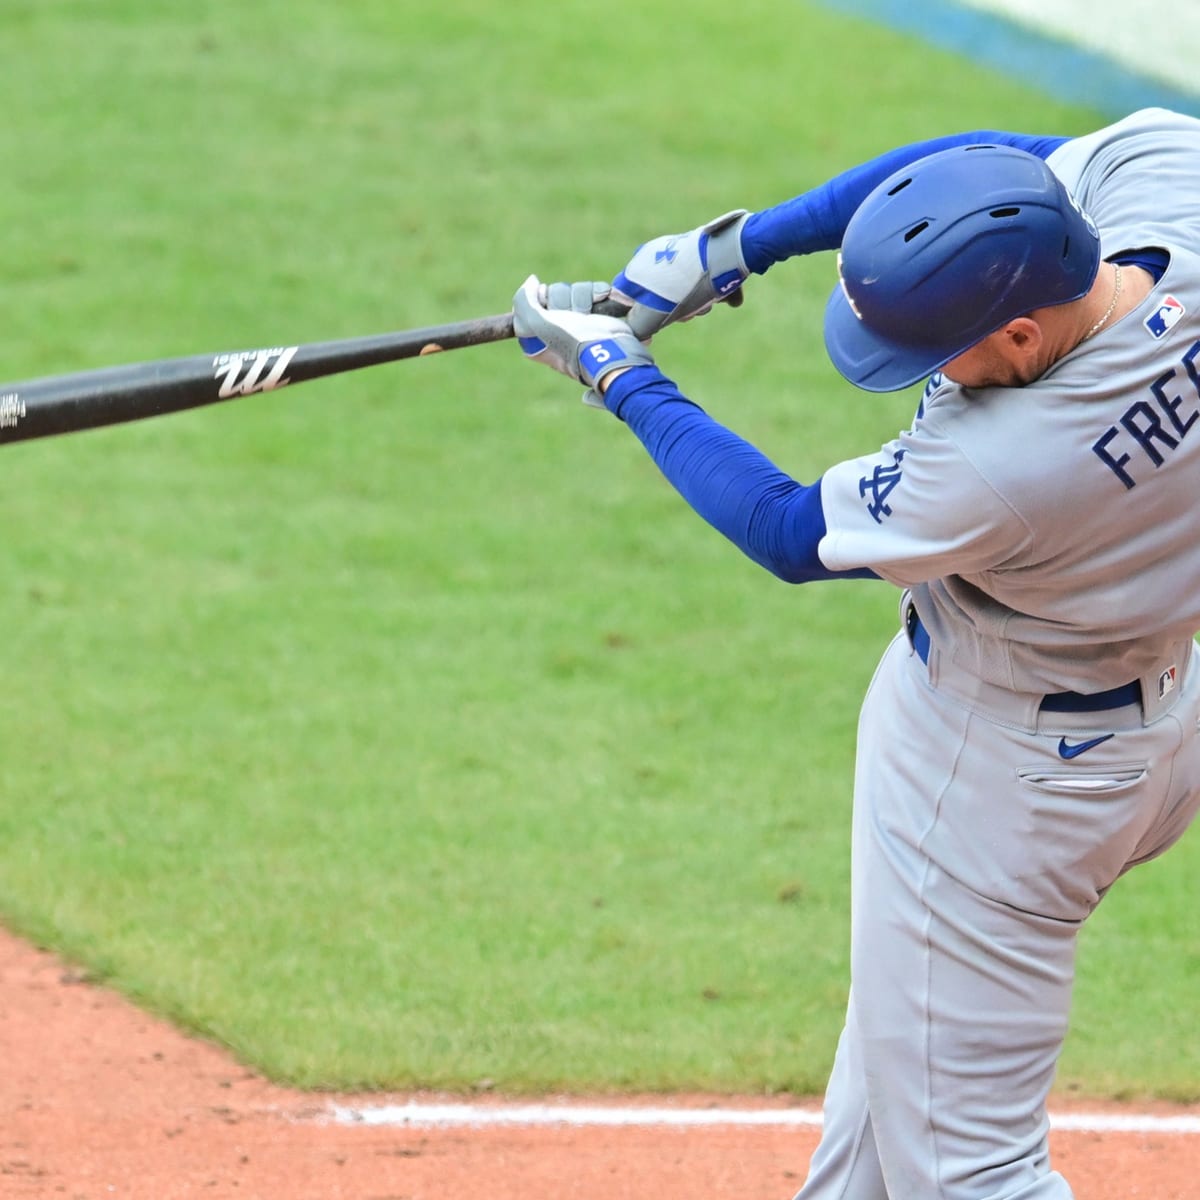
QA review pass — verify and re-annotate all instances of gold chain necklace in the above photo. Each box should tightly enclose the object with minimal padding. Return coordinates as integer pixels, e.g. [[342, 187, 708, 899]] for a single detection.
[[1084, 263, 1123, 340]]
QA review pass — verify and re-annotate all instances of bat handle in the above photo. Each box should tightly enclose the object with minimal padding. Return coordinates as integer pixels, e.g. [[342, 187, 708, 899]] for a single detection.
[[529, 285, 630, 321], [593, 297, 632, 317], [415, 294, 632, 359], [483, 295, 630, 345]]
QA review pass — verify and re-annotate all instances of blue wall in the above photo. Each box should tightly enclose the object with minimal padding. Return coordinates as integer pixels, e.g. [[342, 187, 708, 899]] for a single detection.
[[814, 0, 1200, 118]]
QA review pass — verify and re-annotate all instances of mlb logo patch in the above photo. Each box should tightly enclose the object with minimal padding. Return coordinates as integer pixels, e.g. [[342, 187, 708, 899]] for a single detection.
[[1159, 665, 1178, 699], [1145, 295, 1185, 339]]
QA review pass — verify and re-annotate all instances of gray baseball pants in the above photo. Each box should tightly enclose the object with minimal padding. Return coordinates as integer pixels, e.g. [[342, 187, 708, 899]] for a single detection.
[[794, 623, 1200, 1200]]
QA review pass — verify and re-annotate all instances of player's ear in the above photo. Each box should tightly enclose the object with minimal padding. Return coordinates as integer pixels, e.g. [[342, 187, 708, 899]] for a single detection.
[[999, 317, 1044, 363]]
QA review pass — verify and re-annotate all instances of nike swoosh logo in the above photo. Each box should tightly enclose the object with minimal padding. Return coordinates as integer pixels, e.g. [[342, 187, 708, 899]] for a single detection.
[[1057, 734, 1115, 759]]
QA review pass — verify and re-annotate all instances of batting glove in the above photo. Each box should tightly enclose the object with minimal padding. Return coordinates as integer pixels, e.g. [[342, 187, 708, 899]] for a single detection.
[[513, 275, 655, 406], [611, 209, 751, 340]]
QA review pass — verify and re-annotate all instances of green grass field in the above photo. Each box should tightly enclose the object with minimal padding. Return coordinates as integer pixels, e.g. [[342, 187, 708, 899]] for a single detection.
[[1, 0, 1196, 1098]]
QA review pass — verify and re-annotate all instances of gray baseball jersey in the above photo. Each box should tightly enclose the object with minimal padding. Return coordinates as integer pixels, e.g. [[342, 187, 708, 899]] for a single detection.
[[818, 108, 1200, 695]]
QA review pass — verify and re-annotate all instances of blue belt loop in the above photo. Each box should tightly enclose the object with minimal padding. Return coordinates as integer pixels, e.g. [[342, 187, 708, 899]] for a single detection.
[[906, 605, 1140, 714], [906, 601, 931, 665]]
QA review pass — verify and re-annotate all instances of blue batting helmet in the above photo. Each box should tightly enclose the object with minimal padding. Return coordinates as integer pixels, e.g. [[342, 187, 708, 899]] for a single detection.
[[823, 144, 1101, 392]]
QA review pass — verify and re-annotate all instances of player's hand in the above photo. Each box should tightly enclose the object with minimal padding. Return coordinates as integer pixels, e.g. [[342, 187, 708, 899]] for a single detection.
[[513, 275, 655, 405], [611, 209, 751, 340]]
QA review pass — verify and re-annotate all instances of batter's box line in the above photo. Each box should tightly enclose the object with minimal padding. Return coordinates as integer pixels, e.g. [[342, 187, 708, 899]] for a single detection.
[[320, 1102, 1200, 1135]]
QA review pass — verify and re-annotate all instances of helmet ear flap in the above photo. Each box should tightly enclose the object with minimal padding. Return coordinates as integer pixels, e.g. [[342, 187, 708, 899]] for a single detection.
[[825, 145, 1101, 393]]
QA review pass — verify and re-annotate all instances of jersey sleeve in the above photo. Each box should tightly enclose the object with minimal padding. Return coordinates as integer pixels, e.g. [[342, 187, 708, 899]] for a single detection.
[[741, 130, 1069, 273], [817, 410, 1033, 586], [600, 368, 1032, 590]]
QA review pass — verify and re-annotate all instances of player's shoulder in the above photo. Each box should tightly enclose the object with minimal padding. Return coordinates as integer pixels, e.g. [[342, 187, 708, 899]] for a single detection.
[[874, 374, 1008, 501], [1054, 107, 1200, 156], [1048, 107, 1200, 192], [905, 371, 1039, 498], [915, 371, 967, 421]]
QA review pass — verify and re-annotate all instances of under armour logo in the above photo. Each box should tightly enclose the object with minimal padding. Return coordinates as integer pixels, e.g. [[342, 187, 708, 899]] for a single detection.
[[655, 240, 680, 265], [859, 450, 905, 523]]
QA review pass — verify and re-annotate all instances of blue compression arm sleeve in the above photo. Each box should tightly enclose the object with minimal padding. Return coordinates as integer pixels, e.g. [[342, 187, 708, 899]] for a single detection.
[[741, 131, 1069, 273], [601, 367, 874, 583]]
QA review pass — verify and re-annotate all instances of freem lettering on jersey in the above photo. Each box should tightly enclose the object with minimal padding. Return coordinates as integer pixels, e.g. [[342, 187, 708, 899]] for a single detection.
[[1092, 338, 1200, 489]]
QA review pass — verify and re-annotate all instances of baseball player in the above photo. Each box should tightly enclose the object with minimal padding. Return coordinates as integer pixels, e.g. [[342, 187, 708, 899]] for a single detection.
[[512, 106, 1200, 1199]]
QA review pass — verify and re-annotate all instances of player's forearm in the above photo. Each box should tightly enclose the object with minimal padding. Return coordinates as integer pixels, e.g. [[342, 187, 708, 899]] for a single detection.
[[602, 368, 869, 583], [740, 130, 1070, 272]]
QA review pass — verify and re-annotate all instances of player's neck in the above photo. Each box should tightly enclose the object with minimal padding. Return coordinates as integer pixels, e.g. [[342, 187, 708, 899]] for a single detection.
[[1069, 261, 1154, 351]]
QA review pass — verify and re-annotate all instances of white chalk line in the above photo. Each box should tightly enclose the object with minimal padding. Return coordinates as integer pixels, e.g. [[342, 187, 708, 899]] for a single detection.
[[327, 1101, 1200, 1135]]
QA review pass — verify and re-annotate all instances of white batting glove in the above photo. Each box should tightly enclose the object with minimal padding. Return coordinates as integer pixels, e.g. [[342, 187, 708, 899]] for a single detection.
[[513, 275, 655, 406], [611, 209, 751, 340]]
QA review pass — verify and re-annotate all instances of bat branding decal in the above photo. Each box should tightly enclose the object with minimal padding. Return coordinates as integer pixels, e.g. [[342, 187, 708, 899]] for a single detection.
[[212, 346, 299, 398], [0, 393, 26, 429]]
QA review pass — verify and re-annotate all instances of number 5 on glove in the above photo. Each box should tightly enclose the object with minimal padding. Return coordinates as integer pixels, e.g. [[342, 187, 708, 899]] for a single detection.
[[512, 275, 655, 405]]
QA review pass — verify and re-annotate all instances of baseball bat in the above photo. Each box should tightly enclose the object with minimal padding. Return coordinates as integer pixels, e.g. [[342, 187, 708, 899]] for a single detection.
[[0, 298, 629, 446]]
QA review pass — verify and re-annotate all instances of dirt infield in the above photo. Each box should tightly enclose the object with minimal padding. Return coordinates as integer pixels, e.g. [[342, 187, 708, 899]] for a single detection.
[[1, 925, 1197, 1199]]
